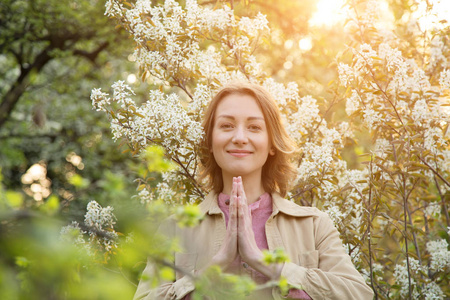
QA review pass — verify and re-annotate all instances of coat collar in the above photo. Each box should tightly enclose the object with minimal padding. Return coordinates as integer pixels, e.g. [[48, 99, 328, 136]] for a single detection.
[[271, 192, 321, 217], [199, 192, 320, 218]]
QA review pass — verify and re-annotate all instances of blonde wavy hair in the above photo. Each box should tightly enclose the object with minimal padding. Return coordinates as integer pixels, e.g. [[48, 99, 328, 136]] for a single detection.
[[199, 82, 297, 197]]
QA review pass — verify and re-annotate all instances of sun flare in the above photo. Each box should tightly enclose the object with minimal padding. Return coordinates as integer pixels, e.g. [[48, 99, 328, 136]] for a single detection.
[[413, 0, 450, 31], [309, 0, 450, 28], [309, 0, 346, 27]]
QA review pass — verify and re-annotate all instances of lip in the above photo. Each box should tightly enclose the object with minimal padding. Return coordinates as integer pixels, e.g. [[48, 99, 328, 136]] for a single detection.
[[227, 149, 253, 157]]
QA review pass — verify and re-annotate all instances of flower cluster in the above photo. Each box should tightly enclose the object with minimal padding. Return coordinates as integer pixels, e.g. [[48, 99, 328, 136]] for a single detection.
[[60, 221, 90, 253], [84, 200, 118, 253], [84, 200, 116, 231], [393, 258, 422, 298], [440, 69, 450, 90], [61, 201, 119, 257], [426, 239, 450, 272], [393, 257, 446, 299]]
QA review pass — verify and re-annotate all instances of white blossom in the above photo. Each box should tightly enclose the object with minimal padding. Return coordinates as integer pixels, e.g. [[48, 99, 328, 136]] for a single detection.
[[286, 95, 321, 142], [439, 69, 450, 90], [422, 281, 445, 300], [91, 88, 111, 112], [394, 258, 423, 297], [105, 0, 124, 17], [411, 99, 429, 126], [345, 168, 369, 195], [378, 43, 405, 73], [337, 121, 354, 139], [262, 78, 300, 108], [137, 188, 154, 204], [396, 100, 409, 114], [411, 68, 431, 91], [353, 43, 377, 74], [359, 0, 381, 26], [111, 80, 136, 110], [324, 203, 345, 226], [345, 90, 361, 116], [429, 36, 448, 71], [426, 239, 450, 272], [362, 106, 383, 129], [424, 202, 441, 218], [373, 138, 391, 158], [238, 13, 269, 36], [343, 243, 361, 264], [156, 181, 177, 203], [60, 221, 92, 256], [424, 126, 445, 152], [85, 200, 116, 231], [338, 63, 355, 87], [84, 201, 118, 253], [189, 84, 212, 115], [60, 221, 86, 245]]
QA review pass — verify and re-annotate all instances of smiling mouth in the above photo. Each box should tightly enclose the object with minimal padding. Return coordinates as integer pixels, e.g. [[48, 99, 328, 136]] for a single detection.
[[227, 150, 253, 157]]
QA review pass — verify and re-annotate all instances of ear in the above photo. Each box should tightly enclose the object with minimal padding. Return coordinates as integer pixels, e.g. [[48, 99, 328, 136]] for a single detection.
[[269, 148, 275, 156]]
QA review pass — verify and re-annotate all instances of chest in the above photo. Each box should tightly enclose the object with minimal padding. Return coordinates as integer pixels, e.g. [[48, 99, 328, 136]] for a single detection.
[[175, 213, 320, 276]]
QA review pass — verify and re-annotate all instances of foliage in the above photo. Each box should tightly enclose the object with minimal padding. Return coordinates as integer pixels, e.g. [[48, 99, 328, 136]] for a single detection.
[[0, 0, 142, 210], [0, 0, 146, 298]]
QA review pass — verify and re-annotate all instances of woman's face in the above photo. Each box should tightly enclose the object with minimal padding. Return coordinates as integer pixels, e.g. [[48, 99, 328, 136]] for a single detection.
[[211, 93, 273, 181]]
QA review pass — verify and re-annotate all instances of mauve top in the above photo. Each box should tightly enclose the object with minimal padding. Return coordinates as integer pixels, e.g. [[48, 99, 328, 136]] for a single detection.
[[184, 193, 312, 299]]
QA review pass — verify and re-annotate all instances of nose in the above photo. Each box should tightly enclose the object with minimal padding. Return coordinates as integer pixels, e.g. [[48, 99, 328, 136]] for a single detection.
[[232, 126, 248, 144]]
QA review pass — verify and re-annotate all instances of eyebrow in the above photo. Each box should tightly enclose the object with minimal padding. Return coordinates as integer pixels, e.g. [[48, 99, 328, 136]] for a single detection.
[[216, 114, 264, 121]]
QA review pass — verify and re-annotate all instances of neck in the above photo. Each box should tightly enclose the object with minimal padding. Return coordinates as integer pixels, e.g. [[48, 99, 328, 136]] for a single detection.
[[222, 172, 265, 204]]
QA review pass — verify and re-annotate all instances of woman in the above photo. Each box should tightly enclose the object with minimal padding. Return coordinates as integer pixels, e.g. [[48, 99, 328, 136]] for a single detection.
[[134, 82, 374, 299]]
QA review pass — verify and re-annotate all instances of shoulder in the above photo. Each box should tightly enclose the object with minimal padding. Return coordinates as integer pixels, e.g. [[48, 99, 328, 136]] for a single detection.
[[272, 193, 328, 219]]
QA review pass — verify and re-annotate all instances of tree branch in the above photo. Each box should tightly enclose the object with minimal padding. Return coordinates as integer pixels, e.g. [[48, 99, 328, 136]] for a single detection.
[[73, 41, 110, 64], [0, 46, 53, 129]]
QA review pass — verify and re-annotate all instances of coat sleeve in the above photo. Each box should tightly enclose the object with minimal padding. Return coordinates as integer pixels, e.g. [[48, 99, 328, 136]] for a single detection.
[[133, 262, 195, 300], [133, 220, 196, 300], [279, 213, 374, 300]]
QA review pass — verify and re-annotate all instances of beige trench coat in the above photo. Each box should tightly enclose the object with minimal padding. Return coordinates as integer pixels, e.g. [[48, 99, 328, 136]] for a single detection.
[[134, 193, 374, 300]]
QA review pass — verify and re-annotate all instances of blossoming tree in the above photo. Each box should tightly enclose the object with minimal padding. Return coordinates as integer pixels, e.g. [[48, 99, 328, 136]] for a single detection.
[[91, 0, 449, 298]]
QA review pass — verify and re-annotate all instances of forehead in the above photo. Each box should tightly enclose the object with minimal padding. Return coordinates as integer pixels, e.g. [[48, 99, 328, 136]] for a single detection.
[[215, 93, 264, 119]]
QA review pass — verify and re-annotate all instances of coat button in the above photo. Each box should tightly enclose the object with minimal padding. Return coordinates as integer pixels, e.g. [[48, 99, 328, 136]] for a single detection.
[[225, 199, 230, 205], [242, 262, 249, 268]]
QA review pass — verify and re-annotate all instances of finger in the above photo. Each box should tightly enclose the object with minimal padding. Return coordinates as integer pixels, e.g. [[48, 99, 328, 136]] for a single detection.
[[236, 177, 247, 205], [231, 179, 238, 200], [236, 196, 244, 227], [237, 196, 249, 227], [228, 181, 238, 230]]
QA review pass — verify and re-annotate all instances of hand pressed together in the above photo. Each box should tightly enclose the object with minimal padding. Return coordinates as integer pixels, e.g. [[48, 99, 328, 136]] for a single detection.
[[210, 176, 283, 279]]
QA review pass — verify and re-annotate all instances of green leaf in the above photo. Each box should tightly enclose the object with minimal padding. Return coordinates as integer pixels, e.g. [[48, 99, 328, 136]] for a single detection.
[[5, 191, 24, 208], [40, 194, 60, 215], [142, 145, 175, 173], [68, 174, 90, 189], [159, 266, 175, 281], [15, 256, 30, 268], [262, 248, 290, 265], [175, 205, 203, 228]]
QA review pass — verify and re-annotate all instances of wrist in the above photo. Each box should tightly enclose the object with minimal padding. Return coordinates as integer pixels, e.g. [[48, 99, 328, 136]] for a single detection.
[[246, 257, 284, 280], [211, 253, 233, 270]]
